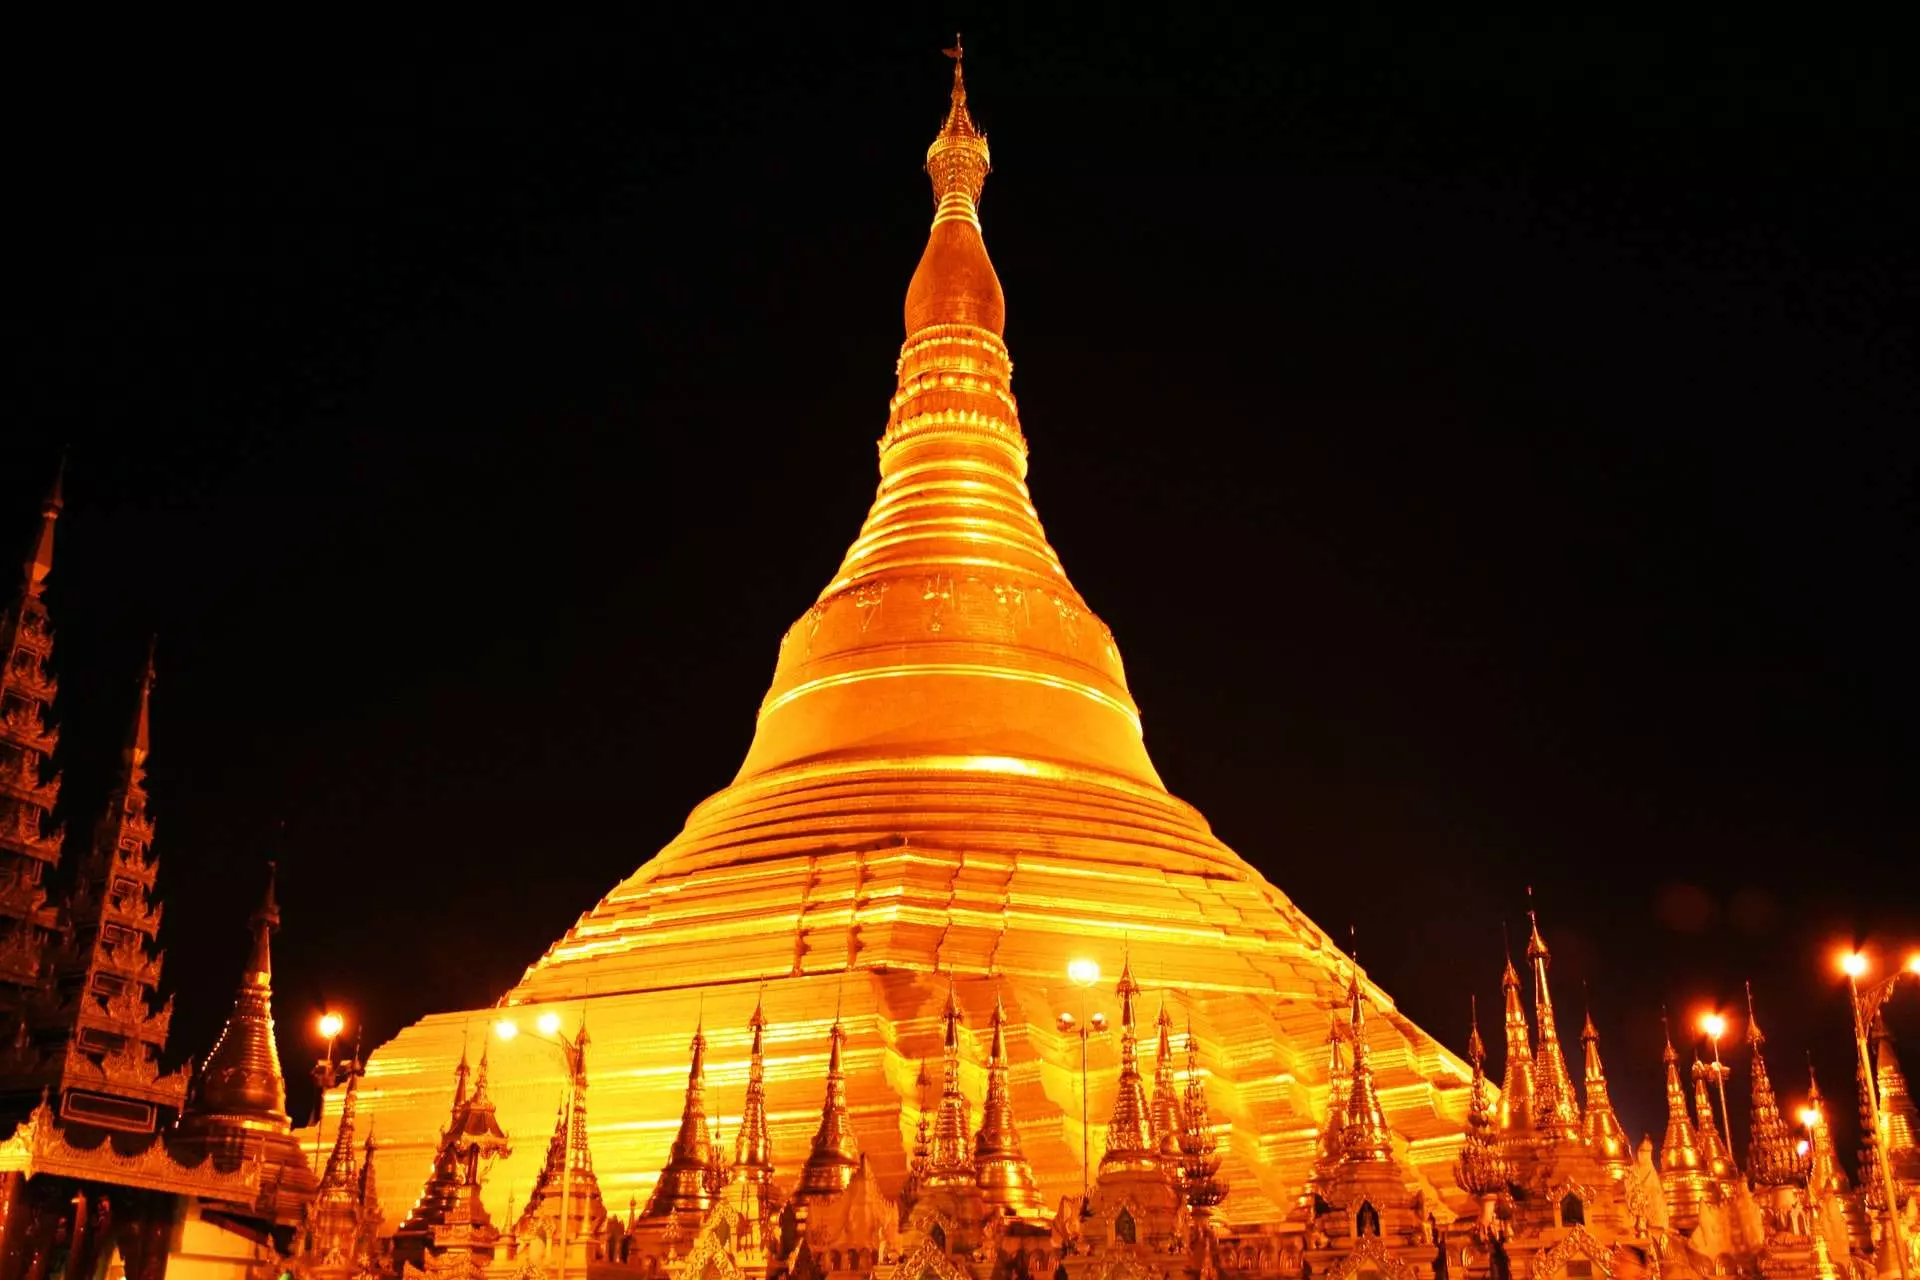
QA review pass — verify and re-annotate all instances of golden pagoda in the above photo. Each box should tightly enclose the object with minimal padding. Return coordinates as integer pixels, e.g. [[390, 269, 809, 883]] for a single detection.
[[353, 42, 1473, 1228]]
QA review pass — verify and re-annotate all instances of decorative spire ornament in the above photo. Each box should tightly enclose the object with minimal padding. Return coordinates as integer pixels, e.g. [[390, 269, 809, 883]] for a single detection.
[[796, 1004, 859, 1205], [923, 977, 975, 1186], [973, 991, 1045, 1218], [1580, 1001, 1632, 1177], [735, 994, 773, 1181], [1100, 953, 1157, 1172], [173, 862, 317, 1221], [1873, 1013, 1920, 1182], [1337, 969, 1392, 1162], [1805, 1062, 1849, 1197], [1456, 997, 1511, 1199], [515, 1024, 608, 1251], [644, 1016, 715, 1217], [1179, 1018, 1227, 1217], [0, 461, 69, 1019], [1151, 997, 1183, 1165], [1498, 934, 1536, 1136], [1743, 984, 1808, 1188], [1657, 1010, 1714, 1225], [1525, 906, 1582, 1139], [1318, 1011, 1352, 1166], [1692, 1055, 1735, 1180]]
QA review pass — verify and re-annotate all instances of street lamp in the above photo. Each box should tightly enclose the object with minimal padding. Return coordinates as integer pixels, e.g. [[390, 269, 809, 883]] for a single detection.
[[1057, 959, 1108, 1218], [312, 1011, 347, 1173], [1698, 1010, 1739, 1173], [496, 1011, 586, 1280], [1838, 950, 1914, 1280]]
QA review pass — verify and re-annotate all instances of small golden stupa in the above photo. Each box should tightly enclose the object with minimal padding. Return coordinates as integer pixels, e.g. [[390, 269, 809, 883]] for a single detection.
[[355, 45, 1473, 1226]]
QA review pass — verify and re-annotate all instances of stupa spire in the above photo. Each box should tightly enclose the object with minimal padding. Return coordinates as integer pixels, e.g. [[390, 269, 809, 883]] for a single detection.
[[194, 863, 288, 1118], [37, 640, 189, 1130], [1744, 983, 1807, 1187], [0, 460, 69, 1017], [174, 862, 317, 1221], [1656, 1010, 1714, 1227], [1525, 904, 1581, 1137], [320, 1058, 362, 1192], [903, 1058, 933, 1201], [1151, 996, 1183, 1163], [1456, 997, 1511, 1198], [974, 990, 1045, 1217], [1579, 1001, 1631, 1175], [1691, 1054, 1734, 1179], [735, 994, 773, 1178], [1340, 969, 1392, 1162], [925, 33, 991, 231], [1805, 1061, 1849, 1196], [728, 42, 1163, 797], [1874, 1013, 1920, 1178], [796, 1005, 859, 1204], [1179, 1019, 1227, 1217], [515, 1023, 608, 1248], [923, 977, 975, 1185], [644, 1016, 715, 1217], [1497, 933, 1536, 1135], [1318, 1010, 1352, 1165], [1101, 954, 1156, 1169]]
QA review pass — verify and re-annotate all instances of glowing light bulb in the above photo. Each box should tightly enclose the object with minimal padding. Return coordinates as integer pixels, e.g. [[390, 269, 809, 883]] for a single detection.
[[1841, 952, 1868, 978], [493, 1018, 519, 1041], [1799, 1106, 1821, 1128], [1700, 1012, 1726, 1040], [317, 1012, 344, 1040], [537, 1011, 562, 1037], [1796, 1139, 1810, 1157], [1067, 958, 1101, 987], [1907, 953, 1920, 975]]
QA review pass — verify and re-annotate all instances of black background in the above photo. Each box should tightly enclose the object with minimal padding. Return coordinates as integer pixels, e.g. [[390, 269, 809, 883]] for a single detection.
[[9, 12, 1916, 1163]]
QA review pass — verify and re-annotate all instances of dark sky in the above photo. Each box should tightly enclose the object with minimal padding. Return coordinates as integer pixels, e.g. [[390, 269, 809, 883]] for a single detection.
[[10, 15, 1917, 1161]]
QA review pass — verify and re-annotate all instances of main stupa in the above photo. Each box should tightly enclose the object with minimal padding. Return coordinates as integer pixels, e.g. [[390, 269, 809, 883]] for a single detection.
[[355, 49, 1474, 1227]]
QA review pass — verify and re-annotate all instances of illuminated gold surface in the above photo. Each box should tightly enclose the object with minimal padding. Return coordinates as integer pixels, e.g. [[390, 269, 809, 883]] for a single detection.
[[351, 51, 1475, 1232]]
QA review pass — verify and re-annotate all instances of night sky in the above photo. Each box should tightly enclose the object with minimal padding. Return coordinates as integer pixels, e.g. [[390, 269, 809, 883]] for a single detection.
[[11, 15, 1917, 1163]]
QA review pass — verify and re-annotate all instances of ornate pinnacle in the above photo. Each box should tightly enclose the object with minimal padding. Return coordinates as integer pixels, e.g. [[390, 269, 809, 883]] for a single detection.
[[974, 991, 1045, 1217], [1100, 954, 1156, 1169], [644, 1016, 715, 1217], [796, 1007, 859, 1203], [1180, 1018, 1226, 1214], [735, 994, 773, 1178], [1151, 997, 1183, 1162], [924, 977, 974, 1183], [1744, 983, 1807, 1187], [1805, 1061, 1848, 1195], [1318, 1009, 1352, 1165], [1659, 1011, 1705, 1172], [319, 1059, 362, 1191], [1525, 907, 1581, 1138], [1339, 969, 1392, 1162], [1498, 934, 1536, 1135], [1873, 1014, 1920, 1178], [1580, 1001, 1631, 1174], [1691, 1055, 1734, 1178], [193, 862, 289, 1120], [925, 32, 990, 224], [1456, 997, 1511, 1198]]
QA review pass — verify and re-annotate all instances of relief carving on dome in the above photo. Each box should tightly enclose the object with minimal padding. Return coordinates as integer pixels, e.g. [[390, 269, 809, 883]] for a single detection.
[[1050, 593, 1082, 649], [853, 583, 887, 633], [991, 581, 1029, 627], [922, 576, 954, 632]]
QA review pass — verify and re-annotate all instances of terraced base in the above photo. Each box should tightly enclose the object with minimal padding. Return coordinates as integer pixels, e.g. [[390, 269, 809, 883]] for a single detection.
[[351, 761, 1475, 1232]]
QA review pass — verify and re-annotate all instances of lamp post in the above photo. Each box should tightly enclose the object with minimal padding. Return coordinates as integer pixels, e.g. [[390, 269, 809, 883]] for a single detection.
[[311, 1011, 345, 1174], [1839, 950, 1918, 1280], [1699, 1011, 1739, 1173], [496, 1011, 584, 1280], [1057, 959, 1107, 1218]]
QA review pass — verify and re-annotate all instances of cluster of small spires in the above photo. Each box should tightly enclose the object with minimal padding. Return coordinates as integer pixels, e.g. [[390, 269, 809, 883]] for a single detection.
[[637, 958, 1227, 1230]]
